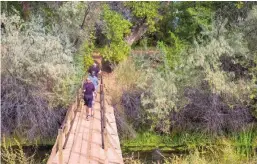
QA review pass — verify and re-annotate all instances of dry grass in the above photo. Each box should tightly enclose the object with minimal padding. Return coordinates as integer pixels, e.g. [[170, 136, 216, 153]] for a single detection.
[[123, 152, 142, 164], [104, 58, 144, 106], [103, 59, 144, 139]]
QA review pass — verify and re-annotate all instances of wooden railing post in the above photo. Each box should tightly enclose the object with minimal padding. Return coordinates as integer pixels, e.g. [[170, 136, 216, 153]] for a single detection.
[[77, 89, 81, 112], [104, 128, 108, 164], [103, 89, 106, 129], [100, 73, 107, 150], [100, 82, 104, 149], [58, 129, 63, 164]]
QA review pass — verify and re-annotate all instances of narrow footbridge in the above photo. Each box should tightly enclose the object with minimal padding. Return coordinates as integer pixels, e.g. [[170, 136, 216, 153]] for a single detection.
[[47, 75, 123, 164]]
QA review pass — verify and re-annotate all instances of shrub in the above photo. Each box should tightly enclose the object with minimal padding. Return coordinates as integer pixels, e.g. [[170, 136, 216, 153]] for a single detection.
[[80, 41, 95, 72], [112, 59, 145, 138], [115, 54, 180, 133], [1, 137, 35, 164], [172, 88, 255, 135], [1, 13, 81, 139]]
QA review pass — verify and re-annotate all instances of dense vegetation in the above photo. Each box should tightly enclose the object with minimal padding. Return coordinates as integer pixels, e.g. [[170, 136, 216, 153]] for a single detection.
[[1, 1, 257, 163]]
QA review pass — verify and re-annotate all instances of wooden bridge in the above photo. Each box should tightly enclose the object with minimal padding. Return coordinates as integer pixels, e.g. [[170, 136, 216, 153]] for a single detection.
[[47, 75, 123, 164]]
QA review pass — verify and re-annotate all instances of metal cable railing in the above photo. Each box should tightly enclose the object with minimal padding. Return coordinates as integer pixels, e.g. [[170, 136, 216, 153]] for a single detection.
[[100, 73, 124, 163]]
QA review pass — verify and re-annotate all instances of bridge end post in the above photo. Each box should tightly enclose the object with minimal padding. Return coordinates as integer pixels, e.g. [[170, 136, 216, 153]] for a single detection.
[[77, 88, 81, 112], [58, 129, 63, 164]]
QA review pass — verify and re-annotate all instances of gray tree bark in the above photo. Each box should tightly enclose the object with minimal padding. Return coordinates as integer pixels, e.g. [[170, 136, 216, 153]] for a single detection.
[[125, 22, 148, 46]]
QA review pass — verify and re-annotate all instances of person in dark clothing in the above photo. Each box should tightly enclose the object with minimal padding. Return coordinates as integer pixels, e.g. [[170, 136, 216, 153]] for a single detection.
[[83, 77, 95, 120], [88, 62, 101, 78]]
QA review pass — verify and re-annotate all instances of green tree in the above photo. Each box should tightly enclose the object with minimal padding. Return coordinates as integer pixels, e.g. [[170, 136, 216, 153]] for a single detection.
[[124, 2, 162, 45], [125, 2, 161, 32], [101, 4, 132, 63]]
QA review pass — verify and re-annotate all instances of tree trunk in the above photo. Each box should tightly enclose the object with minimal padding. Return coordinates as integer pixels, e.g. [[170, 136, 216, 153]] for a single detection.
[[73, 4, 91, 47], [81, 3, 90, 29], [125, 18, 148, 46], [21, 2, 30, 20], [125, 22, 148, 46], [125, 2, 170, 46]]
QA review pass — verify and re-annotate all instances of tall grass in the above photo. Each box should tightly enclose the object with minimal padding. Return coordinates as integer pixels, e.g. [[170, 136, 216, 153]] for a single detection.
[[164, 150, 208, 164], [165, 138, 257, 164], [113, 58, 144, 90], [231, 126, 257, 159], [123, 152, 143, 164], [1, 137, 36, 164], [107, 58, 144, 106], [124, 139, 257, 164], [122, 131, 215, 151], [122, 129, 257, 163]]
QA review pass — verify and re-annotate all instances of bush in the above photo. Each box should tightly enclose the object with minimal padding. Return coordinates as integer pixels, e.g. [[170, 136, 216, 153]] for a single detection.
[[115, 53, 180, 133], [172, 87, 255, 135], [112, 59, 145, 138], [163, 138, 257, 164], [1, 14, 81, 139], [1, 137, 35, 164], [80, 41, 94, 72]]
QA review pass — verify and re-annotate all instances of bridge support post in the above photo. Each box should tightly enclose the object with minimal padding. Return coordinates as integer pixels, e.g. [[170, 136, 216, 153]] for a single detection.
[[77, 89, 81, 112], [58, 129, 63, 164]]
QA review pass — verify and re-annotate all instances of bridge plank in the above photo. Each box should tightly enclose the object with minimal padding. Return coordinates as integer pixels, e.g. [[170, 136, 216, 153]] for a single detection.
[[67, 111, 84, 164]]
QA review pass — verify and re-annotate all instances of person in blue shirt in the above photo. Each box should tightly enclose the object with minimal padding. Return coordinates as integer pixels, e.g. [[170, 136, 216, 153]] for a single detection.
[[88, 72, 98, 99]]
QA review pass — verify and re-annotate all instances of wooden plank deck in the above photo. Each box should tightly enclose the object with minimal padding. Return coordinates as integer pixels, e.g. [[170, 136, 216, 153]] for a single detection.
[[49, 94, 123, 164]]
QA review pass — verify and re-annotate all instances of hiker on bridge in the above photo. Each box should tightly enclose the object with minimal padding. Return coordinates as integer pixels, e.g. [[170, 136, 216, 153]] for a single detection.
[[88, 62, 101, 78], [83, 77, 95, 120], [88, 72, 98, 99]]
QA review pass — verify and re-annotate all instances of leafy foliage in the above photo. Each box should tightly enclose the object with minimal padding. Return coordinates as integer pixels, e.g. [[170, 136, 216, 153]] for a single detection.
[[102, 5, 131, 42], [116, 54, 180, 133], [157, 33, 186, 70], [80, 41, 95, 72], [125, 2, 161, 32], [101, 4, 132, 63], [53, 2, 88, 44], [102, 41, 131, 63], [155, 2, 213, 45], [174, 2, 213, 42]]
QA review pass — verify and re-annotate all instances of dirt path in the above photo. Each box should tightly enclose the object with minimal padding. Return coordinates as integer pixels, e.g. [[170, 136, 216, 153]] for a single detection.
[[102, 71, 116, 106], [92, 53, 116, 105]]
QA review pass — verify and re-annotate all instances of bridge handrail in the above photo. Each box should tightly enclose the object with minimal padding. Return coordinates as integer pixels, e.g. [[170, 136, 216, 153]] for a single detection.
[[100, 74, 123, 163], [47, 88, 81, 164], [100, 74, 105, 149]]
